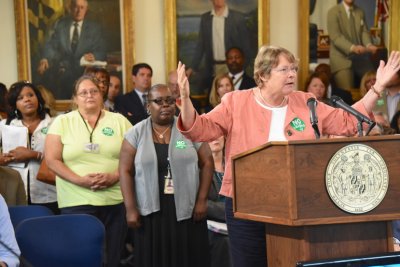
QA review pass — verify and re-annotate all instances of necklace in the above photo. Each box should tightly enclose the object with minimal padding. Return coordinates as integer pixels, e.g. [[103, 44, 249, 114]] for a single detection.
[[152, 125, 171, 139], [21, 118, 40, 129], [258, 88, 287, 108]]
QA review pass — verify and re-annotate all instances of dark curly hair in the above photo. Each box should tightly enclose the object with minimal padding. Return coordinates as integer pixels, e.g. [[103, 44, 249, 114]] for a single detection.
[[6, 81, 49, 124]]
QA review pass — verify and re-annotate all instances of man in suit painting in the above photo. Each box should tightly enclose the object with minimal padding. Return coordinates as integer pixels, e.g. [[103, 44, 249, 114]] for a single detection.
[[226, 47, 256, 90], [327, 0, 378, 92], [37, 0, 106, 100], [114, 63, 153, 125], [185, 0, 251, 91]]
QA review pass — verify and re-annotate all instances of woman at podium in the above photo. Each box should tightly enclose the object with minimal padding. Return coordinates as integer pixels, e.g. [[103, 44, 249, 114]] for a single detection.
[[176, 45, 400, 267]]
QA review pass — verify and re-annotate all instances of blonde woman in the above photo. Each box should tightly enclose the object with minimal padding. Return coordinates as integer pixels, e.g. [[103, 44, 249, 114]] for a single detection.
[[209, 74, 234, 108], [360, 71, 377, 97]]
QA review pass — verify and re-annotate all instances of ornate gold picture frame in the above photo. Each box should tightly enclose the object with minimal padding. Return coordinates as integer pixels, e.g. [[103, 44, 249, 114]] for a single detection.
[[165, 0, 269, 88], [14, 0, 134, 111]]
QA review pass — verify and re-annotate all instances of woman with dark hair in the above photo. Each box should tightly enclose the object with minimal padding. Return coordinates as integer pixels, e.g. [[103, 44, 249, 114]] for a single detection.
[[119, 84, 213, 267], [0, 82, 9, 119], [0, 81, 57, 212], [390, 110, 400, 133]]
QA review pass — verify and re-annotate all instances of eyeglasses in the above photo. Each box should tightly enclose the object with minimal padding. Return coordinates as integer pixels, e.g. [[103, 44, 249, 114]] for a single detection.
[[273, 66, 299, 75], [77, 88, 100, 97], [148, 97, 176, 106], [94, 79, 109, 87]]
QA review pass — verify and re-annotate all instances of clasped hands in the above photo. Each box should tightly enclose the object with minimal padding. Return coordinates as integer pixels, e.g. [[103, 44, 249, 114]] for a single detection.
[[1, 146, 34, 164], [351, 44, 378, 55], [81, 172, 118, 191]]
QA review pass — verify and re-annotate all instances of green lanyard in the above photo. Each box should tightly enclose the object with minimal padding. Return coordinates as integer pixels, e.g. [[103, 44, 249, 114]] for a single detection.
[[78, 110, 102, 143]]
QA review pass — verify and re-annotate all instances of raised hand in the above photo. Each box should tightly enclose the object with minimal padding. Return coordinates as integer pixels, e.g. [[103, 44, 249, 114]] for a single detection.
[[177, 61, 190, 100], [374, 51, 400, 93]]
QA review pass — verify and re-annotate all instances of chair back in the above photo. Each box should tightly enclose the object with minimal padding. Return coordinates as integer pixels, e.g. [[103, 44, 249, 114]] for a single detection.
[[15, 214, 105, 267], [8, 205, 53, 228]]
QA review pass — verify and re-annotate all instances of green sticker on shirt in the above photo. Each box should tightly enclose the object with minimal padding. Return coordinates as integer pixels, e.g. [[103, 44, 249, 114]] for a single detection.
[[290, 118, 306, 132], [176, 140, 187, 149], [102, 127, 114, 136], [41, 127, 48, 134], [376, 99, 384, 106]]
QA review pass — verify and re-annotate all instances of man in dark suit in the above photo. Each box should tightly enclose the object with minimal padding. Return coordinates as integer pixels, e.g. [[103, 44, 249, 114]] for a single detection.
[[37, 0, 106, 100], [186, 0, 251, 90], [114, 63, 152, 125], [226, 47, 256, 90]]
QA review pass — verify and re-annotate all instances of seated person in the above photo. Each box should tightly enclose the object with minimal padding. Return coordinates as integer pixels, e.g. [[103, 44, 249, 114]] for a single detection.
[[207, 136, 232, 267], [0, 194, 20, 267], [305, 72, 329, 105], [0, 166, 26, 205], [359, 71, 376, 97]]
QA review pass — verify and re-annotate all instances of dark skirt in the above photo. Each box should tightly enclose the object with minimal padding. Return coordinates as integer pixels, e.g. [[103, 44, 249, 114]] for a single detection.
[[134, 142, 210, 267]]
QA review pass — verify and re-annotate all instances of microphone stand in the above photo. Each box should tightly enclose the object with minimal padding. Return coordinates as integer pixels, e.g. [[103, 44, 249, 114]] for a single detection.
[[357, 119, 363, 137], [357, 119, 376, 137], [312, 123, 320, 139]]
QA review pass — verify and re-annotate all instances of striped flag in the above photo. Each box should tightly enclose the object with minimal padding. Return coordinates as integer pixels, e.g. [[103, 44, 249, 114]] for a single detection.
[[374, 0, 389, 28], [28, 0, 65, 54]]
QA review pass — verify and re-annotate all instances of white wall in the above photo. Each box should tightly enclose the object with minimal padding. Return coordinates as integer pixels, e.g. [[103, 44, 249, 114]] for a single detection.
[[0, 0, 18, 87], [135, 0, 166, 84], [270, 0, 298, 57], [0, 0, 299, 88]]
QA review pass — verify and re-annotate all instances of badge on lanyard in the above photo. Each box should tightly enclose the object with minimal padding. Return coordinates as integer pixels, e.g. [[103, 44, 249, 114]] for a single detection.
[[79, 110, 102, 154], [164, 159, 174, 194], [83, 143, 100, 153]]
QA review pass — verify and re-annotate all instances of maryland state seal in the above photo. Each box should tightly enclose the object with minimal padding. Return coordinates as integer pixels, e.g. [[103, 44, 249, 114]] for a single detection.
[[325, 144, 389, 214]]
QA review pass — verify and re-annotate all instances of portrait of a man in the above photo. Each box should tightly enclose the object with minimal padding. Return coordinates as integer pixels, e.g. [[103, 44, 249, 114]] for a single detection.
[[29, 0, 122, 100], [177, 0, 258, 94]]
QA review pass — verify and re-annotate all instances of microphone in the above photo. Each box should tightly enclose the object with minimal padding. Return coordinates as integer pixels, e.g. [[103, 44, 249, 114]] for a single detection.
[[307, 97, 320, 139], [330, 95, 374, 124], [330, 95, 376, 136]]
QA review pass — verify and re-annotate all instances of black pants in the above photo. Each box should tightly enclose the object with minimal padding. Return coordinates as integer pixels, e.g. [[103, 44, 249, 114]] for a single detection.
[[61, 203, 127, 267]]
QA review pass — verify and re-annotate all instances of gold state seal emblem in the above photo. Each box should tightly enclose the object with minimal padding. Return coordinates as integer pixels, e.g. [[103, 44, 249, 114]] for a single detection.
[[325, 144, 388, 214]]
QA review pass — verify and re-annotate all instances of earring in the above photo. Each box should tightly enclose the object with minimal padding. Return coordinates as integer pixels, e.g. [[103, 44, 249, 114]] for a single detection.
[[14, 110, 19, 119], [147, 109, 151, 115], [39, 103, 43, 111]]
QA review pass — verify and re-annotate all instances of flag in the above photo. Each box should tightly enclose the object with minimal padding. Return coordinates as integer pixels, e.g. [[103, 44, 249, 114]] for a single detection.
[[374, 0, 389, 28], [28, 0, 65, 55]]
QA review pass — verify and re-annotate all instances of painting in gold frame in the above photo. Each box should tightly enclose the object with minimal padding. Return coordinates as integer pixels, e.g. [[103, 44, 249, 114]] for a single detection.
[[14, 0, 134, 111], [165, 0, 269, 95]]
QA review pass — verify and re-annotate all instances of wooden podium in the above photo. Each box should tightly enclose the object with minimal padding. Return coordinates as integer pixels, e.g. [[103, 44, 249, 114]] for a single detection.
[[232, 135, 400, 266]]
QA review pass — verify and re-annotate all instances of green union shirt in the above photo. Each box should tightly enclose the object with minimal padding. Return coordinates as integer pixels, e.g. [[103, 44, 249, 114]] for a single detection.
[[47, 110, 132, 208]]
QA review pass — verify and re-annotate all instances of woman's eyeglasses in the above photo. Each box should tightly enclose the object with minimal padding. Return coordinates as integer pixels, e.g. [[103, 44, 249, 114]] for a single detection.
[[273, 66, 299, 75], [148, 97, 176, 105], [77, 88, 100, 97]]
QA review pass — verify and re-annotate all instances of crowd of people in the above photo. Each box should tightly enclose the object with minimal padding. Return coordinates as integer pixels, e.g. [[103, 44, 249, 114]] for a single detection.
[[1, 44, 400, 267], [1, 44, 400, 266], [1, 3, 400, 264]]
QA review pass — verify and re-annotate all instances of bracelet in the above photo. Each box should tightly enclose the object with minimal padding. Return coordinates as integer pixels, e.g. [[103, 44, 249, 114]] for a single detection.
[[371, 85, 382, 98]]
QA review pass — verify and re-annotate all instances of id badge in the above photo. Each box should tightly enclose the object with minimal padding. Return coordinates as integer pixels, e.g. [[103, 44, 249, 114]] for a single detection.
[[83, 143, 100, 153], [164, 178, 174, 194]]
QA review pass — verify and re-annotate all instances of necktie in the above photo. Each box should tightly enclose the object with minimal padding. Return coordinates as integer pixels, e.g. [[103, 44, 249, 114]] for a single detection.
[[349, 8, 360, 45], [71, 22, 79, 53], [142, 94, 147, 110]]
